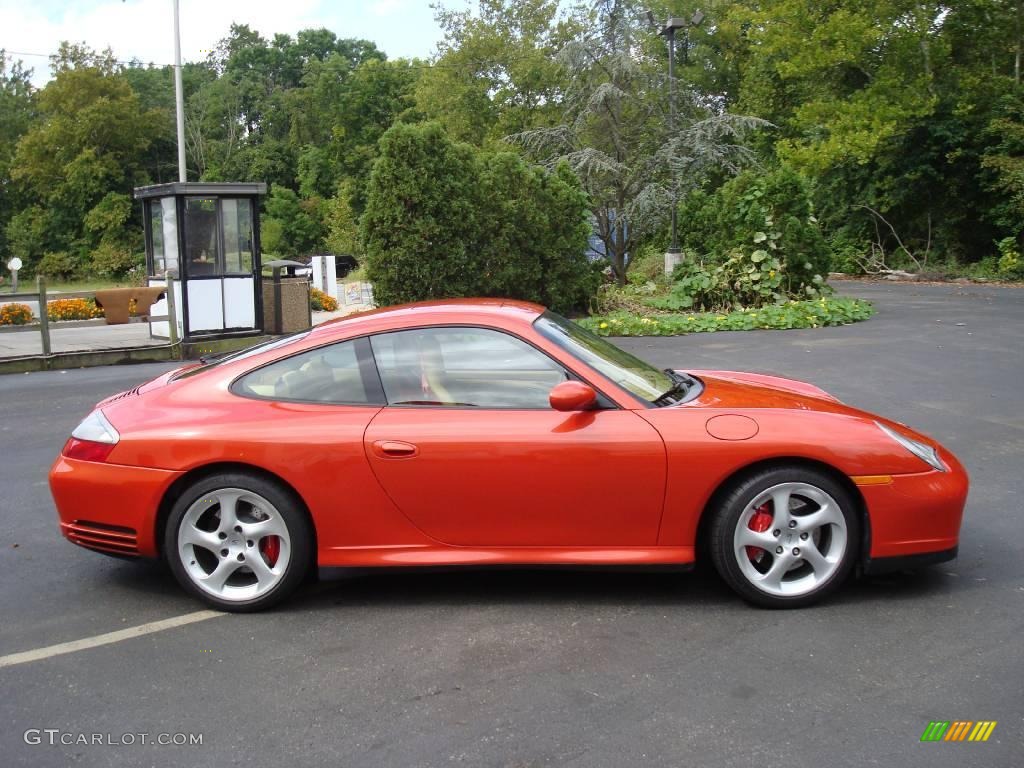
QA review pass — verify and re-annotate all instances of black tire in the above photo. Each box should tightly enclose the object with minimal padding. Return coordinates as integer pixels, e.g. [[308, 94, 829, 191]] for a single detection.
[[164, 472, 314, 612], [708, 467, 860, 608]]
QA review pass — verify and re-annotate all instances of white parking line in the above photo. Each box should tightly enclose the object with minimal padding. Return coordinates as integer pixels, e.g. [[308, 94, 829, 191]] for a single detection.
[[0, 610, 225, 670]]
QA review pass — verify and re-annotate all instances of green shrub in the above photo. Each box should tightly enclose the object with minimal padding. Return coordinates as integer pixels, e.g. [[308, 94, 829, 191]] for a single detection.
[[361, 122, 598, 313], [264, 187, 326, 258], [996, 237, 1024, 278], [362, 122, 487, 307], [828, 233, 870, 275], [37, 251, 80, 280], [651, 237, 827, 313], [579, 297, 874, 336], [261, 219, 286, 256], [592, 280, 662, 315], [125, 263, 148, 287], [626, 242, 669, 285], [677, 165, 832, 296], [964, 255, 1002, 278], [91, 241, 143, 278]]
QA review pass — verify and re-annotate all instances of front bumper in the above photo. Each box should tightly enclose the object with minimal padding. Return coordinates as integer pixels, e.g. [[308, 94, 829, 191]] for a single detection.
[[49, 456, 182, 558], [862, 546, 959, 575], [862, 449, 969, 561]]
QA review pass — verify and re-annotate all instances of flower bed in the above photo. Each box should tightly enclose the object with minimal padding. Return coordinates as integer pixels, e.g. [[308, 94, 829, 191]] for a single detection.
[[0, 303, 34, 325], [47, 297, 105, 321], [578, 297, 874, 336], [310, 287, 339, 312]]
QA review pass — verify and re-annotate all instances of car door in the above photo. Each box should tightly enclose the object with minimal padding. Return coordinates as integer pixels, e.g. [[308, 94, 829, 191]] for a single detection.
[[362, 326, 667, 547]]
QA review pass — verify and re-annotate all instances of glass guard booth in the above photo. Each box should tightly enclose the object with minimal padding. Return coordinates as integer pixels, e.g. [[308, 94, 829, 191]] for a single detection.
[[133, 182, 267, 341]]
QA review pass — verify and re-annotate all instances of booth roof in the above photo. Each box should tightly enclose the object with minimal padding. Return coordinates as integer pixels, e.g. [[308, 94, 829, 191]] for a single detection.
[[133, 182, 267, 200]]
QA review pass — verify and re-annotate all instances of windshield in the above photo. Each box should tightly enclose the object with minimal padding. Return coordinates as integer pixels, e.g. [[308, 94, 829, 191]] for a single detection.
[[534, 311, 674, 403], [172, 331, 312, 380]]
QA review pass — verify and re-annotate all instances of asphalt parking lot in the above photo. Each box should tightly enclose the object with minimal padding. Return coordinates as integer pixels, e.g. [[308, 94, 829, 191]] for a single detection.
[[1, 280, 1021, 767]]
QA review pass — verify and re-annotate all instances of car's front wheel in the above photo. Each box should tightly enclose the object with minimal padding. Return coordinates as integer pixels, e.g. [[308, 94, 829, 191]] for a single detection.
[[709, 468, 859, 608], [164, 473, 313, 612]]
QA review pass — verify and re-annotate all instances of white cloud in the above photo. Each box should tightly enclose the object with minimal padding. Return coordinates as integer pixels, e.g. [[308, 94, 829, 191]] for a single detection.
[[0, 0, 441, 86]]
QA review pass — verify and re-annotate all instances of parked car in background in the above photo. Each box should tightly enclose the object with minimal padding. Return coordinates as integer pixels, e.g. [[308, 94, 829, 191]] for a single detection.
[[264, 255, 359, 282], [299, 254, 359, 281]]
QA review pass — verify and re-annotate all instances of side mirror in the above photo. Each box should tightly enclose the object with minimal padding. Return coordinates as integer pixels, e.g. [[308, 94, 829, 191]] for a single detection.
[[549, 381, 597, 412]]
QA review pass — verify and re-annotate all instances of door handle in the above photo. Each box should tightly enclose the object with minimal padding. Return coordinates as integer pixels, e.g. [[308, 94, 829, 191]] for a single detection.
[[372, 440, 418, 459]]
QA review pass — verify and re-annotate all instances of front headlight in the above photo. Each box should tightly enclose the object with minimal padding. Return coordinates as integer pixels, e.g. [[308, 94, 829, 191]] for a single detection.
[[876, 422, 946, 472]]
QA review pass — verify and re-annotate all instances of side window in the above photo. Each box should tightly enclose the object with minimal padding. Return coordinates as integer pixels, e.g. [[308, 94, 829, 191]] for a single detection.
[[370, 327, 568, 408], [234, 340, 377, 404], [184, 198, 219, 276]]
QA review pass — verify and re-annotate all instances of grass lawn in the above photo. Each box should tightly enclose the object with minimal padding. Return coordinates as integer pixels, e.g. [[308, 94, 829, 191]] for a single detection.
[[42, 279, 125, 294], [341, 265, 367, 284]]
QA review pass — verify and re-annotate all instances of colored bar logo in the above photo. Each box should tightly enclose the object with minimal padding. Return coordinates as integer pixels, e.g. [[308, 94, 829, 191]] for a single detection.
[[921, 721, 997, 742]]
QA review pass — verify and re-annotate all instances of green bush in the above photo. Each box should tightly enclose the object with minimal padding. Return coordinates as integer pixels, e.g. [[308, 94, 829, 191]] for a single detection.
[[37, 251, 80, 280], [651, 238, 826, 313], [677, 165, 832, 296], [261, 219, 286, 256], [592, 280, 662, 315], [264, 187, 326, 258], [6, 206, 49, 276], [626, 242, 669, 285], [965, 255, 1002, 278], [361, 122, 598, 313], [996, 237, 1024, 278], [579, 297, 874, 336], [828, 232, 870, 275], [91, 241, 143, 278]]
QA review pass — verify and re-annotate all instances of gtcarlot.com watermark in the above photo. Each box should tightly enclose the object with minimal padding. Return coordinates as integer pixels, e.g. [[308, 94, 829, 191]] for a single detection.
[[24, 729, 203, 747]]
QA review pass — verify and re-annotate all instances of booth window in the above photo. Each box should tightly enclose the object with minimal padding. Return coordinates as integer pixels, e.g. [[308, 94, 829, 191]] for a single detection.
[[222, 198, 254, 274], [185, 198, 220, 276], [146, 197, 180, 276], [182, 197, 254, 277], [148, 201, 164, 272]]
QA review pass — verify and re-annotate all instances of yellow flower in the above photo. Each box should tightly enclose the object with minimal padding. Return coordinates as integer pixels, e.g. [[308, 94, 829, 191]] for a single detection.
[[599, 322, 608, 329], [769, 270, 776, 278]]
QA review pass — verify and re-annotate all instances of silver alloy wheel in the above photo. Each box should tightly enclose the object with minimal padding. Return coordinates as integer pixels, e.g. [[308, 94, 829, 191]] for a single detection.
[[732, 482, 848, 597], [177, 487, 292, 602]]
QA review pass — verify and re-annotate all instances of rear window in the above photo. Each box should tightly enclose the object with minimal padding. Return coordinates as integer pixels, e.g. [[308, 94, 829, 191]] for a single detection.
[[233, 339, 378, 404]]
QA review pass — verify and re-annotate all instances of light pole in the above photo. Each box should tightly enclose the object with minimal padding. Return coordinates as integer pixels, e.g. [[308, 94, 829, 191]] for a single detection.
[[659, 10, 704, 273], [173, 0, 186, 182]]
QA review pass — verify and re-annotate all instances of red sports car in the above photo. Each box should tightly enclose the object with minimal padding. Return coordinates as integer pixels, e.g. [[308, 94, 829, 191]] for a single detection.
[[49, 300, 968, 611]]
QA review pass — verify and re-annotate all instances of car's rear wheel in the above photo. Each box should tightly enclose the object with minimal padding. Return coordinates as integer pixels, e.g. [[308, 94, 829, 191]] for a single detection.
[[709, 468, 859, 608], [164, 473, 312, 612]]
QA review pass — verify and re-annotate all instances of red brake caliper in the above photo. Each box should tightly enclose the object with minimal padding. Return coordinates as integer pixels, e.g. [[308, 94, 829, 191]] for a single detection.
[[746, 503, 773, 563], [259, 536, 281, 567]]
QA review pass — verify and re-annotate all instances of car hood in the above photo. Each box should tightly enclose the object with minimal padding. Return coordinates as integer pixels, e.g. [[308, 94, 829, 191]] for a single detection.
[[684, 369, 850, 413]]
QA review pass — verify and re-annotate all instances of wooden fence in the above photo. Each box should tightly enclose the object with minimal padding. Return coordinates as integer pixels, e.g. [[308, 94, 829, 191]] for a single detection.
[[0, 275, 180, 356]]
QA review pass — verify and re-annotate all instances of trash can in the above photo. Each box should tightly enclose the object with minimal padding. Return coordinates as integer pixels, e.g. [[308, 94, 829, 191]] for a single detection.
[[262, 261, 312, 334]]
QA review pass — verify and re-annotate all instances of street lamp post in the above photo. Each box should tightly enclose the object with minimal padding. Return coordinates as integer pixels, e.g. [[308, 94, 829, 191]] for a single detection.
[[173, 0, 186, 183], [660, 11, 704, 274]]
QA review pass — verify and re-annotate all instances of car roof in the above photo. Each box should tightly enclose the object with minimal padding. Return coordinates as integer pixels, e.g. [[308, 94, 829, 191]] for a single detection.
[[309, 298, 546, 339]]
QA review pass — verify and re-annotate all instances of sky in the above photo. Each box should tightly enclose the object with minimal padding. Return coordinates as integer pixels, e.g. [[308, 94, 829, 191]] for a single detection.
[[0, 0, 447, 87]]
